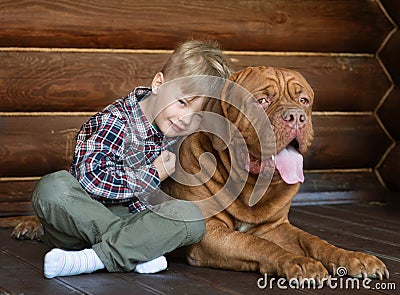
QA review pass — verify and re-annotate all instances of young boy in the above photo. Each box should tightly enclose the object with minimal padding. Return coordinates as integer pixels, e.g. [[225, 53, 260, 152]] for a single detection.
[[32, 40, 233, 278]]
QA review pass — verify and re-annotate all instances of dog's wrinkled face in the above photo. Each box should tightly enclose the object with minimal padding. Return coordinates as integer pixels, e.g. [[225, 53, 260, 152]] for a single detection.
[[262, 68, 314, 155], [207, 66, 314, 182]]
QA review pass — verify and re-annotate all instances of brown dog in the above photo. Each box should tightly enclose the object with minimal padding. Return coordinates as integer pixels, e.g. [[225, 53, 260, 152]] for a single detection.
[[0, 66, 389, 282], [162, 66, 389, 281]]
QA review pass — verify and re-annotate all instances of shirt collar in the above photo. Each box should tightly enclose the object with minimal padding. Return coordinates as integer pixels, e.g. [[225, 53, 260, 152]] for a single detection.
[[134, 86, 152, 103]]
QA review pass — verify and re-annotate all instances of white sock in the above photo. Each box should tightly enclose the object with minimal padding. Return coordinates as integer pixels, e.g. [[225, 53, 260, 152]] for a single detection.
[[134, 256, 168, 274], [44, 248, 105, 279]]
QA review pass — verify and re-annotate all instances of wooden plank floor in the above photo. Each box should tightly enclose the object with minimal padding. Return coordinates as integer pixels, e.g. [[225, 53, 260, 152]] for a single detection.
[[1, 203, 399, 295]]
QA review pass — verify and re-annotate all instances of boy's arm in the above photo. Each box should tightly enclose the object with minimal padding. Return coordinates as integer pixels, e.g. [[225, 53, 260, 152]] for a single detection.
[[71, 113, 161, 203]]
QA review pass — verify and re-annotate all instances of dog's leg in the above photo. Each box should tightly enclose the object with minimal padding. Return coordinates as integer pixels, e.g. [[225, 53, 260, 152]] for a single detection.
[[0, 215, 42, 240], [186, 218, 328, 280], [261, 222, 389, 279]]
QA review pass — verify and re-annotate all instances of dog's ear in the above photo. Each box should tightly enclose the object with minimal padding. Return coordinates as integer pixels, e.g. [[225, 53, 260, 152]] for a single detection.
[[220, 68, 256, 125], [202, 68, 257, 151], [201, 98, 233, 151], [201, 67, 260, 151]]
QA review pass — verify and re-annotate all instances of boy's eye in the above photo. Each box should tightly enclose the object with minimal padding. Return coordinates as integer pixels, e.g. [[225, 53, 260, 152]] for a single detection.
[[178, 99, 187, 106]]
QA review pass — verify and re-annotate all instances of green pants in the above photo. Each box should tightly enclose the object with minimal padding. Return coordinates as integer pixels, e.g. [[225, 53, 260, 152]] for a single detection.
[[31, 170, 205, 272]]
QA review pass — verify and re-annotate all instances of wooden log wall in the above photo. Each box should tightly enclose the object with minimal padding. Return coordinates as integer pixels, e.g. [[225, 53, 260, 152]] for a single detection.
[[0, 0, 398, 215]]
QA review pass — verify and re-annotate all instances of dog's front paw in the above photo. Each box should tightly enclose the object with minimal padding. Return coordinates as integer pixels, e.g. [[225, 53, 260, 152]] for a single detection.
[[11, 218, 43, 240], [327, 250, 389, 280], [274, 254, 329, 282]]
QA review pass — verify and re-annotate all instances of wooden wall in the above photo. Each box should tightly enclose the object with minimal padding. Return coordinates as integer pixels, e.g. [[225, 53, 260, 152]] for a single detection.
[[0, 0, 399, 215]]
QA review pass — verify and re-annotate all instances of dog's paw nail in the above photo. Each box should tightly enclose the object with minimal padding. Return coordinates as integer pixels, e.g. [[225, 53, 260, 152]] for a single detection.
[[376, 270, 383, 280], [384, 269, 390, 279], [361, 270, 368, 279]]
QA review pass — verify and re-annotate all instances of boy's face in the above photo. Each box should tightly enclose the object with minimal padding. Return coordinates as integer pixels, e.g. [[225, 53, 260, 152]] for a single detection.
[[154, 96, 205, 137]]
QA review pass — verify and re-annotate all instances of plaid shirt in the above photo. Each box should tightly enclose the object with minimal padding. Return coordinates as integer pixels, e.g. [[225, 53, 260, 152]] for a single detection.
[[70, 87, 178, 213]]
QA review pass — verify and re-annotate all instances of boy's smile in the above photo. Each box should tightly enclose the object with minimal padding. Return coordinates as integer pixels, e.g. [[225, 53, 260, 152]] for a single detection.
[[139, 72, 206, 138], [154, 97, 205, 137]]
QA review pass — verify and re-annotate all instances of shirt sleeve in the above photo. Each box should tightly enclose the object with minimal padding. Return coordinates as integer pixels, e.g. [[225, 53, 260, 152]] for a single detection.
[[71, 113, 161, 204]]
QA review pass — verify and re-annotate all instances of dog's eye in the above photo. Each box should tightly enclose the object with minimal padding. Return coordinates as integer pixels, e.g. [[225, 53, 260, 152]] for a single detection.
[[257, 97, 270, 108], [299, 97, 310, 105]]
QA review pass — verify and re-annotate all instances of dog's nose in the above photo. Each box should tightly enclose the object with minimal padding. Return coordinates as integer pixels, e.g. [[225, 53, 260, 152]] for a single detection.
[[282, 108, 306, 129]]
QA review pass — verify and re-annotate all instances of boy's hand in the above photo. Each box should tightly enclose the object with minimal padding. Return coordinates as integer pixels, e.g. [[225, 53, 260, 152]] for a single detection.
[[153, 150, 176, 181]]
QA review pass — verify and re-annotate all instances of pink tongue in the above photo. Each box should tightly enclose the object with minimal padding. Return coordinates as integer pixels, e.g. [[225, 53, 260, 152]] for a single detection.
[[275, 146, 304, 184]]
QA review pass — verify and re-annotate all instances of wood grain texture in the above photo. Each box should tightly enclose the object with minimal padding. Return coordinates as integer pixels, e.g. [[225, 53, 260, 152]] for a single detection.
[[0, 116, 87, 177], [0, 52, 390, 112], [0, 202, 33, 217], [381, 0, 400, 26], [379, 86, 400, 141], [0, 181, 36, 203], [379, 144, 400, 191], [379, 30, 400, 85], [299, 171, 382, 193], [0, 114, 392, 177], [0, 0, 393, 52], [293, 191, 385, 206], [0, 181, 34, 215], [304, 114, 392, 170], [0, 52, 167, 112]]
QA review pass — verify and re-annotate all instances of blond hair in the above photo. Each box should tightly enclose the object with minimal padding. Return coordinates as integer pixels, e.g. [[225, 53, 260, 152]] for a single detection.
[[161, 40, 233, 102], [161, 40, 233, 80]]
